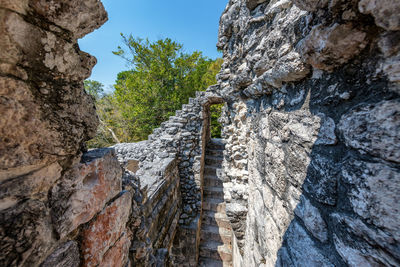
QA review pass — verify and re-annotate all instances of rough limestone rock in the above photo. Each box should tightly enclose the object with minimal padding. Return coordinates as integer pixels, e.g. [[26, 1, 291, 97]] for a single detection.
[[28, 0, 108, 39], [331, 213, 399, 266], [0, 0, 112, 266], [216, 0, 400, 266], [100, 233, 131, 267], [0, 7, 101, 179], [303, 155, 339, 205], [299, 23, 368, 71], [283, 222, 333, 266], [358, 0, 400, 31], [294, 196, 328, 242], [259, 51, 310, 88], [81, 191, 132, 267], [377, 32, 400, 89], [293, 0, 330, 12], [333, 234, 384, 266], [50, 148, 122, 238], [338, 100, 400, 163], [342, 160, 400, 241], [247, 0, 268, 10], [40, 241, 80, 267], [0, 200, 54, 266], [0, 162, 62, 208]]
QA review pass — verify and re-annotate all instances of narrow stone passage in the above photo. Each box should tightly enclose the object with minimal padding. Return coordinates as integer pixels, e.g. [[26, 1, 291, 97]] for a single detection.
[[199, 139, 233, 267]]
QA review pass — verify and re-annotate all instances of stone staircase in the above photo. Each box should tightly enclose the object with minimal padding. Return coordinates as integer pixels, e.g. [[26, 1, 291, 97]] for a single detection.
[[199, 139, 233, 267]]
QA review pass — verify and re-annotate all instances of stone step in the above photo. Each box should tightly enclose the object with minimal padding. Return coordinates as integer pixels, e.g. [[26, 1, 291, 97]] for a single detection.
[[205, 156, 223, 167], [202, 211, 231, 229], [205, 154, 224, 161], [199, 241, 232, 262], [203, 186, 224, 199], [201, 225, 232, 246], [207, 139, 225, 150], [206, 149, 224, 157], [203, 198, 226, 213], [204, 175, 223, 187], [198, 257, 232, 267], [204, 166, 220, 176]]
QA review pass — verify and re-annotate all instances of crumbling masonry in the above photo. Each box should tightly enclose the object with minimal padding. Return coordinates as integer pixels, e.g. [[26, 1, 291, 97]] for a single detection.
[[0, 0, 399, 266]]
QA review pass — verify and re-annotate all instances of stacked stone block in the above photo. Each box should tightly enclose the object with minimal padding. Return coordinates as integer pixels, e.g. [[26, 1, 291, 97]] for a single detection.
[[217, 0, 400, 266]]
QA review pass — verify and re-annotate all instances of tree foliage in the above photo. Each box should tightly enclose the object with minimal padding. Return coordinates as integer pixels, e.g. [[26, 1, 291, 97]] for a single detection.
[[85, 81, 124, 148], [112, 35, 222, 141], [84, 80, 104, 100], [210, 103, 224, 138], [86, 35, 223, 147]]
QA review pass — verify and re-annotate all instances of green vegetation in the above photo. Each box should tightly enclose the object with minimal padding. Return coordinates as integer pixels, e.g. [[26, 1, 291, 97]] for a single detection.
[[84, 80, 104, 100], [86, 36, 223, 148], [210, 103, 223, 138], [85, 81, 127, 148]]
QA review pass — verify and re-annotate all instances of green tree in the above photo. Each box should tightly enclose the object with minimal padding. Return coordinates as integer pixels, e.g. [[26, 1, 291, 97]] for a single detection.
[[84, 80, 104, 100], [202, 58, 224, 86], [84, 80, 123, 148], [112, 35, 222, 141], [210, 103, 224, 138], [86, 36, 224, 147]]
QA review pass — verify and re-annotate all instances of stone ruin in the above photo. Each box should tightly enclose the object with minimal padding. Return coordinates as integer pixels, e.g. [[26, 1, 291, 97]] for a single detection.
[[0, 0, 399, 266]]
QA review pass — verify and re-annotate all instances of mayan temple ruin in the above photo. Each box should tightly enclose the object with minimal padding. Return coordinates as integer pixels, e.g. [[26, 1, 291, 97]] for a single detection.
[[0, 0, 399, 266]]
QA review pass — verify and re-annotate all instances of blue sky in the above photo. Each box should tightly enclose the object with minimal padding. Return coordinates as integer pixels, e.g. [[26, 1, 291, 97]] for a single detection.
[[78, 0, 228, 89]]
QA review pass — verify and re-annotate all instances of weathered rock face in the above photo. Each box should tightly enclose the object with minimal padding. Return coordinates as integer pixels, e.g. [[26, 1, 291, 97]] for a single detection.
[[299, 23, 368, 71], [81, 191, 132, 267], [0, 199, 54, 266], [0, 1, 131, 266], [51, 148, 122, 238], [338, 100, 400, 163], [358, 0, 400, 31], [0, 0, 105, 179], [216, 0, 400, 266], [40, 241, 80, 267]]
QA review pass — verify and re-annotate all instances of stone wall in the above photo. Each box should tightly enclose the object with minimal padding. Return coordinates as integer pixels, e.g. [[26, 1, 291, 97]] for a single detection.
[[113, 142, 181, 265], [113, 88, 224, 266], [217, 0, 400, 266]]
